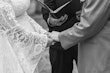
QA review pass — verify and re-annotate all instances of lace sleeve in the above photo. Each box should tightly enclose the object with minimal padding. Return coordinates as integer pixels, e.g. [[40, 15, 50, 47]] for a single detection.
[[0, 1, 48, 50], [0, 1, 49, 73]]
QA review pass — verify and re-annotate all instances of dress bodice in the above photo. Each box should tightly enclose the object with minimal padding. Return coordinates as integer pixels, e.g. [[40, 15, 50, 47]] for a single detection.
[[10, 0, 30, 17]]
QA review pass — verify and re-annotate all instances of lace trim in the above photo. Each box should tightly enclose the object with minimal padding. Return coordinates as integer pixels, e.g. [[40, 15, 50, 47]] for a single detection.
[[0, 1, 48, 50], [7, 26, 47, 51]]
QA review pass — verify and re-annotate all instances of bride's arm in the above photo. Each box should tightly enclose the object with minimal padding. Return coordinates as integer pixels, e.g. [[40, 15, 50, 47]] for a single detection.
[[0, 1, 48, 51]]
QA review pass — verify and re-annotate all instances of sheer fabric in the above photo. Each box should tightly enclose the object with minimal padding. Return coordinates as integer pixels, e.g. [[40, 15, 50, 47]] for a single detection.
[[0, 1, 50, 73]]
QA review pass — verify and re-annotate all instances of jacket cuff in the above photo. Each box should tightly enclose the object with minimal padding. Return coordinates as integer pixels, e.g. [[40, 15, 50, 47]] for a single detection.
[[58, 32, 74, 50]]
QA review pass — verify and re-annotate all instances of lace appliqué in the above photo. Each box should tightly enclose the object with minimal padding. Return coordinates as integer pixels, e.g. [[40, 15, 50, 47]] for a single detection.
[[0, 1, 48, 73], [6, 26, 48, 73], [7, 27, 47, 51]]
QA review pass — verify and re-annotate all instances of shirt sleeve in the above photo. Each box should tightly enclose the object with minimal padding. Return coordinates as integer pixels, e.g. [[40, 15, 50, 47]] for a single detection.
[[59, 0, 110, 49]]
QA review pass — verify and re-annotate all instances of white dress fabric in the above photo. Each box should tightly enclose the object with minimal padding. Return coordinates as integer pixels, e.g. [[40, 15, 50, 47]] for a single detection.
[[0, 1, 50, 73]]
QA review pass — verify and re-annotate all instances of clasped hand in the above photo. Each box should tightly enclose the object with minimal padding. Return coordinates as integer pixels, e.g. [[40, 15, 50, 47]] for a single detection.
[[46, 31, 60, 47], [48, 13, 68, 27]]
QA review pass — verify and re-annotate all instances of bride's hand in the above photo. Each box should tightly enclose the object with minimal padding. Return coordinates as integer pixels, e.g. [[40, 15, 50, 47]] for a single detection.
[[46, 37, 53, 47], [46, 32, 55, 48]]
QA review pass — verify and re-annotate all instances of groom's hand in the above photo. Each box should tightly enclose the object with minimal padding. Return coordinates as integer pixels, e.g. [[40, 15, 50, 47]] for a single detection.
[[48, 14, 68, 27], [49, 31, 60, 42]]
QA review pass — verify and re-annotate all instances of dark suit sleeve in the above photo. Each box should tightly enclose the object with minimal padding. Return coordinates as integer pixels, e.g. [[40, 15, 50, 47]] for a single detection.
[[42, 0, 57, 22], [59, 0, 110, 49]]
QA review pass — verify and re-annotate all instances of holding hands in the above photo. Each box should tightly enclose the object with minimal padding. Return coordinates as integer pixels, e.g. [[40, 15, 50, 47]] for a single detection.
[[48, 13, 68, 27], [46, 31, 60, 47], [46, 13, 67, 47], [49, 31, 60, 42]]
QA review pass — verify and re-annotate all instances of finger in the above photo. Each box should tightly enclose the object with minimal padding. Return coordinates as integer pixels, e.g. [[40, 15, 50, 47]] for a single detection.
[[59, 16, 65, 21], [59, 14, 68, 22], [64, 14, 68, 20]]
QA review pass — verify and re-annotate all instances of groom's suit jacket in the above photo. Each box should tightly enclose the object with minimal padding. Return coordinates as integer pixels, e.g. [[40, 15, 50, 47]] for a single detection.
[[58, 0, 110, 73]]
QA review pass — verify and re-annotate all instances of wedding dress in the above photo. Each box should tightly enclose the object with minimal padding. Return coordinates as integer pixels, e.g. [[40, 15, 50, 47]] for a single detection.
[[0, 0, 51, 73]]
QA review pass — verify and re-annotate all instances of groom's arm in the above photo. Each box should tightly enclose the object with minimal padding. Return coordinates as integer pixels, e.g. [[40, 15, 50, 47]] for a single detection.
[[58, 0, 110, 49]]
